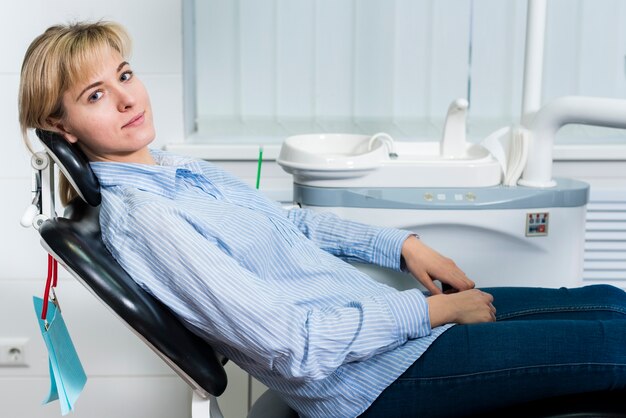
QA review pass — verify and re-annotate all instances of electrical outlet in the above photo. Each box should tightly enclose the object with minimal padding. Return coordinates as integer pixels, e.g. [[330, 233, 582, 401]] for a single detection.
[[0, 338, 29, 367]]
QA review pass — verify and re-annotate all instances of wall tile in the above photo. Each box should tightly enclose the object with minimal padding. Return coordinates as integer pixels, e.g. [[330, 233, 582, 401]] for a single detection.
[[38, 0, 182, 74], [0, 75, 33, 179], [0, 1, 45, 73], [0, 179, 49, 281], [143, 74, 186, 146]]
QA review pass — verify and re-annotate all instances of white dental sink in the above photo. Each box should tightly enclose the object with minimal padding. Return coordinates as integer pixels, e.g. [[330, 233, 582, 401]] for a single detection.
[[277, 133, 502, 188], [276, 134, 388, 180]]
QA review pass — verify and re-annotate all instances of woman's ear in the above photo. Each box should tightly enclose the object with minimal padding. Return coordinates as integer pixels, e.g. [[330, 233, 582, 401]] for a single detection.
[[45, 118, 79, 144]]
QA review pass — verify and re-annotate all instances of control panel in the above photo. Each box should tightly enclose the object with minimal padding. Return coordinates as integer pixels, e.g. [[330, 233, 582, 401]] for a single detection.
[[526, 212, 549, 237]]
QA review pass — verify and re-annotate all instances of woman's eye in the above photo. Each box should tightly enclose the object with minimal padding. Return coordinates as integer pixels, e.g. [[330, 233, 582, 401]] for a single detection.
[[120, 70, 133, 82], [88, 91, 103, 102]]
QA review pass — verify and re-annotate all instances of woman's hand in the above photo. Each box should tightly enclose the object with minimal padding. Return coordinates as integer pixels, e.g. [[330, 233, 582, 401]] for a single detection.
[[401, 235, 475, 295], [428, 289, 496, 327]]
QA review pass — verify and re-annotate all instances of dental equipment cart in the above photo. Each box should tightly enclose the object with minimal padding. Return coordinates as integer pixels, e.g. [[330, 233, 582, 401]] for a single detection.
[[294, 178, 588, 290], [278, 133, 589, 290]]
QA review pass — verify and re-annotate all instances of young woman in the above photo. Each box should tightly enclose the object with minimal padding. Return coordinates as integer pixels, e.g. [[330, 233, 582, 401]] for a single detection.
[[19, 22, 626, 417]]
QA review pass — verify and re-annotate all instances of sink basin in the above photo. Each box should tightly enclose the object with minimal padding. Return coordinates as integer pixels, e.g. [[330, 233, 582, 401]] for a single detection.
[[277, 134, 388, 179], [277, 133, 502, 188]]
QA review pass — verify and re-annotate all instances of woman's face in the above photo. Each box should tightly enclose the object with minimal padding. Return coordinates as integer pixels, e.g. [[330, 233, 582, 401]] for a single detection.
[[57, 47, 156, 163]]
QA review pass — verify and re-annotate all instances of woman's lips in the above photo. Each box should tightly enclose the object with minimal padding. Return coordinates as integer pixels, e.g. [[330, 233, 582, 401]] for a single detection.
[[123, 112, 145, 128]]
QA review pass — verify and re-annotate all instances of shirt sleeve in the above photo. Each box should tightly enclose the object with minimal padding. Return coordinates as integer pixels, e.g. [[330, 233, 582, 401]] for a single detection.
[[285, 207, 413, 271], [196, 162, 412, 271], [107, 201, 432, 383]]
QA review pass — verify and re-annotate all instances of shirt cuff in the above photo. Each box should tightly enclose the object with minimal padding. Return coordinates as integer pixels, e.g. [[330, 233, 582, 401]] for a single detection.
[[378, 289, 432, 341], [371, 228, 415, 271]]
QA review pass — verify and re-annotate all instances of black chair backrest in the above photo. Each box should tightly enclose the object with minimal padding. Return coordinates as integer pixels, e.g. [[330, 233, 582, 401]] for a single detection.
[[35, 130, 227, 397]]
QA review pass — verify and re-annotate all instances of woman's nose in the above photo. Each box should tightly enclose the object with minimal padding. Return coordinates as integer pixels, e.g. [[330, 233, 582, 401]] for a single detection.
[[116, 87, 136, 111]]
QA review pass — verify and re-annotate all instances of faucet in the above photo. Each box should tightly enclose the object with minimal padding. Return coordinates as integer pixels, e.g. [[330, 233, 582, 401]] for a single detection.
[[519, 96, 626, 188], [440, 98, 469, 158], [368, 132, 398, 159]]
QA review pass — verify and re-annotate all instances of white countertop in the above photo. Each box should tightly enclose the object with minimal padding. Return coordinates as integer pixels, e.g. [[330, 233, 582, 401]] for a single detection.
[[164, 142, 626, 161]]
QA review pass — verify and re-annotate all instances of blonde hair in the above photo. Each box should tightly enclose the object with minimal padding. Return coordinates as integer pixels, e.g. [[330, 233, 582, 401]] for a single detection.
[[18, 21, 131, 205]]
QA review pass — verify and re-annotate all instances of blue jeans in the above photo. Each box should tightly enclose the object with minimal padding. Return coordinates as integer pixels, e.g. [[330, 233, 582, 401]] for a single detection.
[[361, 285, 626, 417]]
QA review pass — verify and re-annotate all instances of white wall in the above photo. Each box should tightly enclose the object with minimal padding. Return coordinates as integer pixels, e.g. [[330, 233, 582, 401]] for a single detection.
[[0, 1, 190, 417]]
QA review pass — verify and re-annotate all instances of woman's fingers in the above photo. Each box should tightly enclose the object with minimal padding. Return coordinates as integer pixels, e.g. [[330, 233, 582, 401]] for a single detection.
[[417, 271, 442, 295]]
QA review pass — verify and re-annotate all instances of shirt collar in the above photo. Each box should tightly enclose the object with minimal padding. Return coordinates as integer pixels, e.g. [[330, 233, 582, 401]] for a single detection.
[[90, 149, 207, 199]]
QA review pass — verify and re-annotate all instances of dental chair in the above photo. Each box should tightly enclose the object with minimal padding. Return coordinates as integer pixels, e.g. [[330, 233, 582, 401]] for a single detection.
[[26, 130, 625, 418]]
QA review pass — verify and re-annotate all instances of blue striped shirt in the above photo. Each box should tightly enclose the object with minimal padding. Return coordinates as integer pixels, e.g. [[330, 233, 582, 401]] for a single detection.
[[91, 150, 452, 418]]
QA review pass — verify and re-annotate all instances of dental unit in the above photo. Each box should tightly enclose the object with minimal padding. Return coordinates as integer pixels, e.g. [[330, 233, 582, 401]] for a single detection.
[[277, 0, 626, 291]]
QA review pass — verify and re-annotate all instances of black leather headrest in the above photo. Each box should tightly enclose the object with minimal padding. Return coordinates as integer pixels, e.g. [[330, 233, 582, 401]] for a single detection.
[[35, 129, 101, 207]]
